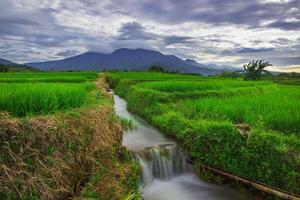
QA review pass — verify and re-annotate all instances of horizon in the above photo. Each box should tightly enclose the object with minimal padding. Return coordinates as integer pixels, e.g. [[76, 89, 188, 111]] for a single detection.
[[0, 0, 299, 71], [18, 47, 234, 66], [3, 47, 300, 72]]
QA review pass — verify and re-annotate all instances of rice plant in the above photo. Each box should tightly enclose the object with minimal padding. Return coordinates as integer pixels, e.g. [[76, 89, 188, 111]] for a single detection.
[[0, 83, 95, 116], [106, 71, 300, 193]]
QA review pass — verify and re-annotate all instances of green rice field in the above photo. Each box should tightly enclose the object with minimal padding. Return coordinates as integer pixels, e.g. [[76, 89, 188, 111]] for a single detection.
[[0, 72, 98, 83], [106, 71, 300, 194], [0, 72, 98, 117]]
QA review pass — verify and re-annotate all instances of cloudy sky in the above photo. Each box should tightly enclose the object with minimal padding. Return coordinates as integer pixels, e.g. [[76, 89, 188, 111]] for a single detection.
[[0, 0, 299, 70]]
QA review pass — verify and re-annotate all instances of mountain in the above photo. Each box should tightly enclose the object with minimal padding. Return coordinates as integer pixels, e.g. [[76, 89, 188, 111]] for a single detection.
[[0, 58, 14, 65], [26, 48, 224, 75], [0, 58, 39, 72], [185, 59, 238, 71]]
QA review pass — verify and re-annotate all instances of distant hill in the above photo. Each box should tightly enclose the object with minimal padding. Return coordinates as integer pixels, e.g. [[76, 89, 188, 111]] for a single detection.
[[26, 48, 226, 75], [0, 58, 39, 72], [0, 58, 14, 65]]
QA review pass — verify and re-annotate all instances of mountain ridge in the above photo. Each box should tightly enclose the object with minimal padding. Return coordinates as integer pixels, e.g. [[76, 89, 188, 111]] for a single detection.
[[26, 48, 223, 75], [0, 58, 14, 65]]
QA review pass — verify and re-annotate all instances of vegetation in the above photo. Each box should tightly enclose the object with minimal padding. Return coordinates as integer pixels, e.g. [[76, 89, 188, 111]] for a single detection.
[[149, 65, 165, 72], [0, 64, 39, 72], [0, 65, 9, 72], [107, 71, 300, 194], [215, 71, 242, 78], [0, 83, 95, 117], [0, 72, 100, 117], [243, 59, 272, 80], [0, 72, 140, 200], [0, 72, 98, 83]]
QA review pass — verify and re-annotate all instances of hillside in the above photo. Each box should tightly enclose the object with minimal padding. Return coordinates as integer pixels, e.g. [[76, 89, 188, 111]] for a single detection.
[[0, 58, 14, 65], [0, 58, 39, 72], [26, 48, 222, 75]]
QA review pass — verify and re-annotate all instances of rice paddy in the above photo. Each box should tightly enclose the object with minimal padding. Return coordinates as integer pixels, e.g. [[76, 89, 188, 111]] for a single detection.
[[107, 71, 300, 194], [0, 72, 98, 116], [0, 72, 98, 83], [0, 72, 140, 200]]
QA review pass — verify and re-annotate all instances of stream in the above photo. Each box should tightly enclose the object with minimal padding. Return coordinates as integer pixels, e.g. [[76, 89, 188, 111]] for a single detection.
[[113, 94, 248, 200]]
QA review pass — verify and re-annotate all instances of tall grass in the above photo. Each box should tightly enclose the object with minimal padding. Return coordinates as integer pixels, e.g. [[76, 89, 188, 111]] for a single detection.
[[139, 79, 272, 92], [0, 83, 95, 116], [0, 77, 88, 83], [179, 86, 300, 134], [0, 72, 98, 83]]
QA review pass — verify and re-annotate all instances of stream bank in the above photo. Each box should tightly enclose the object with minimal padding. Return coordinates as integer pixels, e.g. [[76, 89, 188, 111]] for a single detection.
[[0, 75, 140, 200], [114, 94, 248, 200]]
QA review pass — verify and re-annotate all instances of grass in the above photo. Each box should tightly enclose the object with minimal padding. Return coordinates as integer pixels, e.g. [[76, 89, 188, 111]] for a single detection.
[[107, 71, 300, 194], [138, 79, 272, 92], [0, 73, 141, 200], [0, 83, 95, 117], [176, 85, 300, 134], [0, 72, 99, 117], [0, 72, 98, 83]]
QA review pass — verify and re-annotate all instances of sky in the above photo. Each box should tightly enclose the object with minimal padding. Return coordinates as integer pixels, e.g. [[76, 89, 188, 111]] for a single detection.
[[0, 0, 299, 70]]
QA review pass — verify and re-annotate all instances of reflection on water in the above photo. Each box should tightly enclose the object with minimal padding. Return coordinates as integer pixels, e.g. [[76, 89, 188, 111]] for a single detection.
[[113, 94, 248, 200]]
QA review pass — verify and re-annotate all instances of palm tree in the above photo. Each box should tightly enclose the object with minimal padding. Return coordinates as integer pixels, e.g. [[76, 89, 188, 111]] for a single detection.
[[243, 59, 272, 80]]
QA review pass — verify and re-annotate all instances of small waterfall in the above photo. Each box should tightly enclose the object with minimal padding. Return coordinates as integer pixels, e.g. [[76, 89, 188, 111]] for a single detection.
[[134, 144, 189, 186]]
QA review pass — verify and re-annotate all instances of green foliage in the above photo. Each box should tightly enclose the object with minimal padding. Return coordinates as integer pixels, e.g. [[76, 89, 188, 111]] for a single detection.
[[106, 71, 300, 194], [121, 118, 134, 130], [138, 79, 271, 92], [243, 59, 272, 80], [215, 71, 242, 78], [122, 191, 140, 200], [149, 65, 165, 72], [0, 83, 95, 117], [0, 72, 98, 83], [178, 86, 300, 134], [0, 64, 39, 72], [0, 65, 9, 72], [278, 72, 300, 78], [0, 72, 99, 117], [0, 72, 141, 200]]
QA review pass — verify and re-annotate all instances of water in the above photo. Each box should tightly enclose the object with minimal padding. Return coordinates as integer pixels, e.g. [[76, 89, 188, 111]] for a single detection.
[[113, 94, 248, 200]]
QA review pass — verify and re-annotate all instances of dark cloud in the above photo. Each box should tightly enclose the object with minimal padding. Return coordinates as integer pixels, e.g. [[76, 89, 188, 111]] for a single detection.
[[116, 22, 156, 40], [226, 55, 300, 69], [56, 50, 80, 57], [110, 0, 300, 30], [237, 47, 275, 53], [268, 20, 300, 30], [0, 18, 41, 37], [0, 17, 40, 26], [116, 22, 196, 47], [0, 0, 299, 66], [270, 38, 291, 45], [268, 56, 300, 66], [163, 35, 194, 45]]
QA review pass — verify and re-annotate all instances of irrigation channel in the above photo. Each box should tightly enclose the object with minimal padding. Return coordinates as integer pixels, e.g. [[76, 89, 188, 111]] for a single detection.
[[113, 94, 249, 200]]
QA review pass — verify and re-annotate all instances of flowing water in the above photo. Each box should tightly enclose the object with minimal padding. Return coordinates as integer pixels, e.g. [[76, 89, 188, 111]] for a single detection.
[[113, 94, 248, 200]]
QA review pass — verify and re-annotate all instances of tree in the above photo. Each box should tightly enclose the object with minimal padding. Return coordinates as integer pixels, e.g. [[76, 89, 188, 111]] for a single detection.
[[149, 65, 165, 72], [0, 65, 9, 72], [216, 71, 242, 78], [243, 60, 272, 80]]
